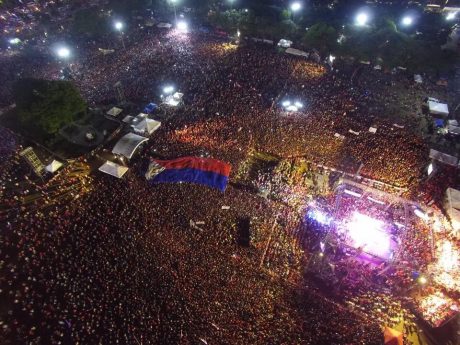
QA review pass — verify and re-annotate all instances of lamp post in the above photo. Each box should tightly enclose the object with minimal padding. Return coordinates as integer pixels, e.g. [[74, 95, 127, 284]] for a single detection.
[[290, 2, 301, 22], [114, 21, 125, 49], [171, 0, 177, 24]]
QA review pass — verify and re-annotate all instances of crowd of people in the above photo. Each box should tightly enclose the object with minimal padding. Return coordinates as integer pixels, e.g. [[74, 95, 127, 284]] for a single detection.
[[1, 16, 459, 345]]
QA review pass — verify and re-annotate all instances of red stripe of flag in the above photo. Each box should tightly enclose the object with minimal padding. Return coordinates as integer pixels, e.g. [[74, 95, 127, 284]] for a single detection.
[[153, 157, 231, 177]]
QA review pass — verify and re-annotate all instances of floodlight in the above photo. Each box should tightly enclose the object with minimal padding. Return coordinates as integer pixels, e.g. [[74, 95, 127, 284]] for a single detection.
[[446, 12, 457, 21], [9, 38, 20, 44], [282, 100, 291, 107], [114, 21, 123, 31], [356, 13, 368, 26], [177, 20, 188, 32], [402, 16, 413, 26], [56, 47, 70, 59], [163, 85, 174, 94], [294, 101, 303, 108], [291, 2, 301, 12]]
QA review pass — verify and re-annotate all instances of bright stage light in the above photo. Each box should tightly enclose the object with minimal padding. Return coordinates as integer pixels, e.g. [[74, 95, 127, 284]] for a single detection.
[[356, 13, 369, 26], [282, 100, 291, 107], [346, 212, 391, 258], [294, 101, 303, 108], [9, 38, 20, 44], [402, 16, 413, 26]]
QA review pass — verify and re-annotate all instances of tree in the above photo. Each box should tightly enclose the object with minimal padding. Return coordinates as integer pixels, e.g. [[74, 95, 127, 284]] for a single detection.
[[14, 79, 86, 137], [302, 23, 338, 55], [72, 8, 108, 38]]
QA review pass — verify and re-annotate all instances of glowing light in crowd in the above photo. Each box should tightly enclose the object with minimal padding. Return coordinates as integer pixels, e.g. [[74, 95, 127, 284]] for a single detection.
[[446, 12, 457, 21], [291, 2, 302, 12], [346, 212, 391, 258], [418, 276, 427, 285], [355, 12, 369, 26], [177, 20, 188, 32], [427, 163, 434, 176], [307, 209, 331, 225], [401, 16, 413, 26], [56, 46, 70, 59], [9, 38, 20, 44], [237, 30, 241, 37], [114, 21, 123, 31], [163, 85, 175, 94], [414, 208, 428, 221], [437, 240, 459, 272], [282, 99, 303, 112]]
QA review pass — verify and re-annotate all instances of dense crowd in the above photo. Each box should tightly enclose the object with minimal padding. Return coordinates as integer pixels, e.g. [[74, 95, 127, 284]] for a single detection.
[[1, 19, 459, 345]]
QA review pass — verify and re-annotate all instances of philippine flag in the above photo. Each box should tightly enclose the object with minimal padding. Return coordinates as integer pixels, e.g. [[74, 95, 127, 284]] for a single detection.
[[145, 157, 231, 192]]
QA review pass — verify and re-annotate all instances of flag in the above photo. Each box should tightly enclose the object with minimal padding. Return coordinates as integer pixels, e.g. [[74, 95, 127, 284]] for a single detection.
[[145, 157, 231, 192]]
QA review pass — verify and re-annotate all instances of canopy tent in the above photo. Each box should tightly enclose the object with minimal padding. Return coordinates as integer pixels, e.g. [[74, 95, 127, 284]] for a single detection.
[[278, 39, 292, 48], [384, 327, 403, 345], [143, 103, 157, 114], [45, 160, 63, 173], [429, 149, 458, 167], [414, 74, 423, 83], [122, 115, 134, 123], [445, 188, 460, 233], [428, 100, 449, 117], [112, 133, 149, 159], [98, 161, 129, 179], [164, 92, 183, 107], [106, 107, 123, 117], [133, 118, 161, 135], [285, 47, 309, 58], [447, 125, 460, 135], [157, 22, 172, 28]]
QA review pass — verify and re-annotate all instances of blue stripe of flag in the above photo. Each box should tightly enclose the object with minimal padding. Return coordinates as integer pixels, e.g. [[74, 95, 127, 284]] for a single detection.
[[151, 168, 229, 192]]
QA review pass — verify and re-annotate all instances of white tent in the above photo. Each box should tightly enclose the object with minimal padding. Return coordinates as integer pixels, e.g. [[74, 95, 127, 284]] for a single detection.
[[106, 107, 123, 117], [428, 100, 449, 117], [285, 48, 309, 58], [98, 161, 129, 179], [122, 115, 134, 123], [414, 74, 423, 83], [445, 188, 460, 233], [112, 133, 149, 159], [157, 22, 172, 28], [429, 149, 458, 167], [278, 39, 292, 48], [133, 118, 161, 135], [45, 160, 63, 173], [447, 125, 460, 135]]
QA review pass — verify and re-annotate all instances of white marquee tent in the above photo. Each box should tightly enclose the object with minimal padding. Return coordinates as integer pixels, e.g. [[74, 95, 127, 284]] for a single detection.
[[112, 133, 148, 159], [98, 161, 129, 179], [133, 118, 161, 135], [428, 100, 449, 117], [106, 107, 123, 117], [445, 188, 460, 233], [285, 48, 309, 58], [45, 160, 63, 173], [429, 149, 458, 167]]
